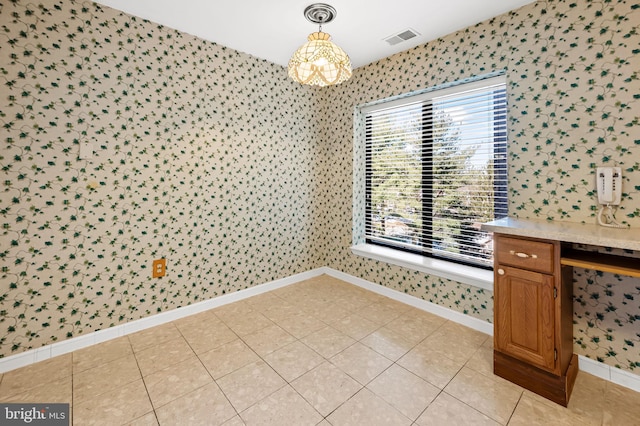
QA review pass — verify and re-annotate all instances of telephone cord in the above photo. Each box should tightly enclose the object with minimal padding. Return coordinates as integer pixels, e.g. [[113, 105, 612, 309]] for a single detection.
[[597, 205, 628, 229]]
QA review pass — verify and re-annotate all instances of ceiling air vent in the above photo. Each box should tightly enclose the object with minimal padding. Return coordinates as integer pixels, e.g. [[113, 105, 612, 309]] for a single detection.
[[384, 28, 420, 46]]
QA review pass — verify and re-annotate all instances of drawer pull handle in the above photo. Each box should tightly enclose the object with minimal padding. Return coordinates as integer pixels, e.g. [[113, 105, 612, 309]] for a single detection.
[[509, 250, 538, 259], [498, 268, 505, 275]]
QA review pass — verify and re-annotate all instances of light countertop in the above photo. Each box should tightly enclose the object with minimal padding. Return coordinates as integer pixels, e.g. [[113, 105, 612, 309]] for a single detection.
[[482, 217, 640, 252]]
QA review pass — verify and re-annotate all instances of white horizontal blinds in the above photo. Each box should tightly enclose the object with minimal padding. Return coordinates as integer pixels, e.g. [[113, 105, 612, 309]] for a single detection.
[[429, 83, 507, 265], [365, 76, 507, 266], [366, 103, 424, 251]]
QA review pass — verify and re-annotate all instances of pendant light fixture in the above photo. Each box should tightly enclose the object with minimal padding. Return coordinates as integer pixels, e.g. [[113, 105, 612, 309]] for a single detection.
[[288, 3, 352, 87]]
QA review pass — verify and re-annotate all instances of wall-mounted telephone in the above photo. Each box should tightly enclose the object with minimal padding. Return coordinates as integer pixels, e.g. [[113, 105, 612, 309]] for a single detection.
[[596, 166, 627, 228], [596, 166, 622, 206]]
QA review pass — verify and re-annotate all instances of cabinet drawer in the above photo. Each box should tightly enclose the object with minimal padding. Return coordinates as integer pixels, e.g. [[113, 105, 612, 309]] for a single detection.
[[495, 236, 555, 274]]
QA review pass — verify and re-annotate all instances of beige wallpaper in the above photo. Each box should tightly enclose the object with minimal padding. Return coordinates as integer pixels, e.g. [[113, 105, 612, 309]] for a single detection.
[[319, 0, 640, 375], [0, 0, 322, 355], [1, 0, 639, 378]]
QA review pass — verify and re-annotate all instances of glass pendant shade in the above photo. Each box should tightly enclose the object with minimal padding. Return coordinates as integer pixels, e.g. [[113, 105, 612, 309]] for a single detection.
[[288, 31, 352, 87]]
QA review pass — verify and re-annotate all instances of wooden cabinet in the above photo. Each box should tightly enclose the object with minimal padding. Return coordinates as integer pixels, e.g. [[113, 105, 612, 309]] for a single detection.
[[492, 234, 578, 406], [483, 217, 640, 407], [494, 265, 556, 371]]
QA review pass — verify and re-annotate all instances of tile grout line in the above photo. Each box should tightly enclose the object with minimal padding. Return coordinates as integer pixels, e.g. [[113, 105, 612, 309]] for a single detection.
[[4, 277, 629, 425], [233, 328, 314, 423], [129, 337, 158, 426], [505, 391, 525, 425], [173, 317, 243, 424], [225, 291, 375, 423]]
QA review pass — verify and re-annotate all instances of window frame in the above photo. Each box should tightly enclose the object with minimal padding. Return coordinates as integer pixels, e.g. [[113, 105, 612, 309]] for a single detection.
[[353, 73, 507, 283]]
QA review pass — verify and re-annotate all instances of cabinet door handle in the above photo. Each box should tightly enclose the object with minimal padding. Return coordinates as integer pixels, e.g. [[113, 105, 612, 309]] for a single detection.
[[497, 268, 505, 275], [509, 250, 538, 259]]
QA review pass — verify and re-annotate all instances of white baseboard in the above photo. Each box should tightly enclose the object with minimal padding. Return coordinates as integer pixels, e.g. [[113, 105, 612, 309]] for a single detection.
[[2, 267, 639, 395], [322, 267, 640, 393], [0, 268, 327, 373], [579, 355, 640, 392], [321, 267, 494, 336]]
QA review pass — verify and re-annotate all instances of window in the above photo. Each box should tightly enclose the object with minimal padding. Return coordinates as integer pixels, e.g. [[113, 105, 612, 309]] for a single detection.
[[363, 75, 507, 268]]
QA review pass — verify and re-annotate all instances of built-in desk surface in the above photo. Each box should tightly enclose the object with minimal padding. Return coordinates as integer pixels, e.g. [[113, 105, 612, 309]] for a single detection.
[[483, 217, 640, 278], [482, 217, 640, 251]]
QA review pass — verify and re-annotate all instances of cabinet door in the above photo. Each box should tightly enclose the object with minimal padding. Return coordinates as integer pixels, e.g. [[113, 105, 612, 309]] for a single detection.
[[494, 265, 556, 372]]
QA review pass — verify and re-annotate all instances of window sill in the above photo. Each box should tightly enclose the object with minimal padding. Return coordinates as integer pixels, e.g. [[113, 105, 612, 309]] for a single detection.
[[350, 244, 493, 291]]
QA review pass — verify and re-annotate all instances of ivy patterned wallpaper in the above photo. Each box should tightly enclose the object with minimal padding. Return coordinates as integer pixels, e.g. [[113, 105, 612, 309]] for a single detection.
[[1, 0, 639, 379], [0, 0, 322, 356], [318, 0, 640, 375]]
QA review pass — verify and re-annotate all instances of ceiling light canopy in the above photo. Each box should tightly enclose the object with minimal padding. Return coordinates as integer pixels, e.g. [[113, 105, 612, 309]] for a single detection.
[[288, 3, 352, 87]]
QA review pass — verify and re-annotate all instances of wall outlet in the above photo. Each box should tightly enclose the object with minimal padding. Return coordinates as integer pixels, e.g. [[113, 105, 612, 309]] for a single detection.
[[152, 259, 166, 278]]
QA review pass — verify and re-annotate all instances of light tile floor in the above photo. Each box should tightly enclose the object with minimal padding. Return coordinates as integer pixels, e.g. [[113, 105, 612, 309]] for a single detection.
[[0, 275, 639, 425]]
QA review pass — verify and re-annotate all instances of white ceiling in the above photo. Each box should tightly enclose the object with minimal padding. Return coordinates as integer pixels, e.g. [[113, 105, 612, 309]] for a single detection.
[[94, 0, 536, 69]]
